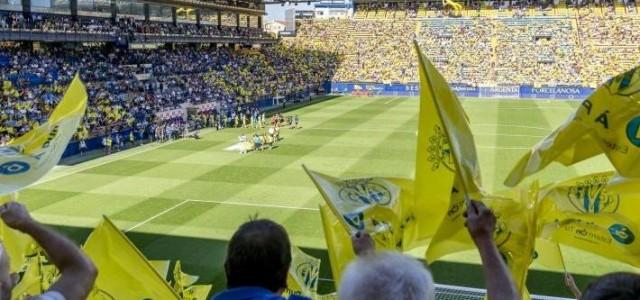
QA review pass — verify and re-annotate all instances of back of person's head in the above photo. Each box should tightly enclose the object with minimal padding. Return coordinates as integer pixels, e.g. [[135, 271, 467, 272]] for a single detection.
[[582, 272, 640, 300], [224, 219, 291, 293], [338, 251, 435, 300]]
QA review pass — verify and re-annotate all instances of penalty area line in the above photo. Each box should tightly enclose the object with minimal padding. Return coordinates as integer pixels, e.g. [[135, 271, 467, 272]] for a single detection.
[[126, 199, 190, 232]]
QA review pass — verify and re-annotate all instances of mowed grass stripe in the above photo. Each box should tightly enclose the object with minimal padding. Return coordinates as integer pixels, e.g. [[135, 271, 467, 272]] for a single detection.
[[136, 98, 418, 246], [45, 97, 378, 227], [118, 97, 406, 233], [27, 97, 365, 225], [180, 97, 409, 216]]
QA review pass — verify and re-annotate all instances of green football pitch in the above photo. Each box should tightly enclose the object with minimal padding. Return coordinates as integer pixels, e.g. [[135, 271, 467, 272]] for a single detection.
[[20, 96, 640, 296]]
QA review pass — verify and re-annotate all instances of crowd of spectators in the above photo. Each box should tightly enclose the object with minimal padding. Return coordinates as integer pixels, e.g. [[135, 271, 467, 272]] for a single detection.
[[0, 43, 336, 145], [575, 7, 640, 86], [416, 18, 492, 86], [0, 12, 266, 39], [289, 5, 640, 87], [287, 19, 414, 83]]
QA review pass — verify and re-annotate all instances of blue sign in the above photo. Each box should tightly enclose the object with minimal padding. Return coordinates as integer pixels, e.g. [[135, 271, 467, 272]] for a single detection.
[[520, 85, 593, 99], [328, 82, 594, 100]]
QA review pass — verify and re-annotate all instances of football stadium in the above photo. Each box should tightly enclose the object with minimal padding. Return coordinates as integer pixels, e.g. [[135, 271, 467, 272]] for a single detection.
[[0, 0, 639, 299]]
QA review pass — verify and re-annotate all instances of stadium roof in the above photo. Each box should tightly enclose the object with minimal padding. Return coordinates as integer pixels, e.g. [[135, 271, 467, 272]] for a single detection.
[[146, 0, 265, 15]]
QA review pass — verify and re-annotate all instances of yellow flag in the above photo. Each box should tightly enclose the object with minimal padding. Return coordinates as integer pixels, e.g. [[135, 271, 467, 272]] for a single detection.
[[172, 260, 212, 300], [505, 66, 640, 187], [426, 181, 538, 298], [173, 260, 199, 297], [0, 75, 87, 195], [0, 217, 33, 273], [533, 238, 566, 271], [537, 172, 640, 267], [319, 205, 354, 287], [412, 42, 456, 246], [541, 212, 640, 267], [83, 216, 180, 300], [11, 251, 58, 300], [539, 171, 621, 214], [424, 178, 470, 262], [150, 260, 171, 280], [305, 166, 412, 250], [11, 253, 45, 298], [414, 41, 483, 196], [183, 285, 213, 300], [501, 184, 538, 298], [414, 41, 537, 295], [285, 246, 320, 298]]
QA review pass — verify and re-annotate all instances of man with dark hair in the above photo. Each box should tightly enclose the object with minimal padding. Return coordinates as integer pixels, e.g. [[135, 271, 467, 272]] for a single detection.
[[580, 272, 640, 300], [213, 219, 308, 300]]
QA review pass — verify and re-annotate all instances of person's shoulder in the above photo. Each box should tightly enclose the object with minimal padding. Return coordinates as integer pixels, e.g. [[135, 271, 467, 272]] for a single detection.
[[29, 291, 65, 300], [211, 287, 311, 300]]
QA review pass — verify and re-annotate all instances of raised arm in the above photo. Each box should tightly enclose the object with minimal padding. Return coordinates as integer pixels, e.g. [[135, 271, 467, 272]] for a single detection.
[[351, 231, 375, 257], [465, 199, 520, 300], [564, 273, 582, 299], [0, 202, 97, 300]]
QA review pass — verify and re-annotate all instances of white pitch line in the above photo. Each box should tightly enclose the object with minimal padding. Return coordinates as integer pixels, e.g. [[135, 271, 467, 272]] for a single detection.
[[187, 199, 319, 211], [126, 199, 190, 232]]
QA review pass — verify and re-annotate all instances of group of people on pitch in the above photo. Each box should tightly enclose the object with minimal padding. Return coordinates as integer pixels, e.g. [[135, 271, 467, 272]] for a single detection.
[[0, 200, 637, 300]]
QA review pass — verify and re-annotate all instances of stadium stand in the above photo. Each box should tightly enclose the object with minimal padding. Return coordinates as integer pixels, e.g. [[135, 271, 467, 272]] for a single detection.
[[285, 19, 415, 83], [0, 44, 336, 146], [288, 3, 640, 88]]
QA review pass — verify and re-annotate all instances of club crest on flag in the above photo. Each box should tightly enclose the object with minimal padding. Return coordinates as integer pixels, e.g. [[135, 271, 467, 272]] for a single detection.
[[343, 212, 365, 230], [567, 176, 620, 214], [609, 224, 635, 245], [338, 179, 394, 206], [295, 261, 319, 288], [427, 125, 454, 172]]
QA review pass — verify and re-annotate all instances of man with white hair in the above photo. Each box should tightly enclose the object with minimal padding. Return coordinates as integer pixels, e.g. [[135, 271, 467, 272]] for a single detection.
[[338, 232, 436, 300], [338, 199, 520, 300], [0, 201, 97, 300], [338, 242, 436, 300]]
